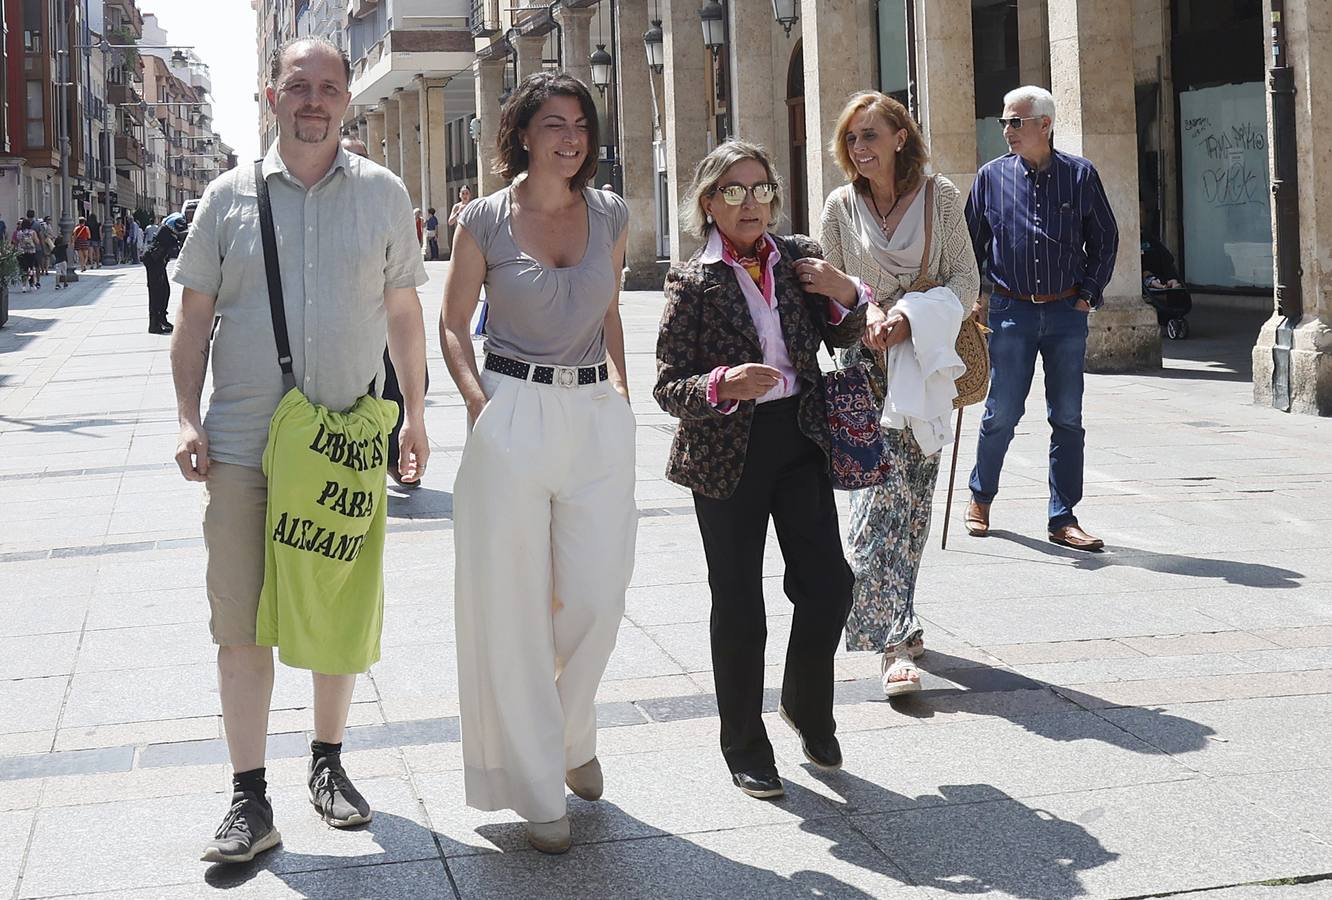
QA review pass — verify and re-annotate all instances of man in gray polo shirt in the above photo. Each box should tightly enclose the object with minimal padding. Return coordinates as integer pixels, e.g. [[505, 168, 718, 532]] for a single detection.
[[170, 36, 429, 864]]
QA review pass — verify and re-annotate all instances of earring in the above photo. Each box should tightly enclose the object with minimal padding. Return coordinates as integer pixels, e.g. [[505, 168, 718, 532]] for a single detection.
[[896, 145, 903, 153], [706, 213, 713, 224], [522, 144, 529, 151]]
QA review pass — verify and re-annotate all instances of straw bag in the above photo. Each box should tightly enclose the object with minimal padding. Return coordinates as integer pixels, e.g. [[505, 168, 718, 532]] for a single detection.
[[885, 176, 991, 409]]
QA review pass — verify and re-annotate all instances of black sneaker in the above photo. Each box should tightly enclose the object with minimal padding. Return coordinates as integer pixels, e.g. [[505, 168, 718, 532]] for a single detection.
[[200, 790, 281, 864], [308, 755, 373, 827]]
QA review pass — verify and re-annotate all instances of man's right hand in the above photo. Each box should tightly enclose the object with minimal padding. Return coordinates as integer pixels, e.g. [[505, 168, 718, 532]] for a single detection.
[[717, 363, 784, 401], [175, 422, 210, 482]]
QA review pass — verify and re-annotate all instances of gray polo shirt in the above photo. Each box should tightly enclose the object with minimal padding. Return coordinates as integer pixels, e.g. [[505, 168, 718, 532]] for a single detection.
[[174, 144, 428, 469]]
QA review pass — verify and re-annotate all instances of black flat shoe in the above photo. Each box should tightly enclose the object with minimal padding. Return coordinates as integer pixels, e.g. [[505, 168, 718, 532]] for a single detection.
[[732, 769, 784, 799], [779, 705, 843, 771]]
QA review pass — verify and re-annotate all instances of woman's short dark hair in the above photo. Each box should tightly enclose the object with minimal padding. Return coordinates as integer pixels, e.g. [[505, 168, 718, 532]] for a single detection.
[[494, 72, 600, 191]]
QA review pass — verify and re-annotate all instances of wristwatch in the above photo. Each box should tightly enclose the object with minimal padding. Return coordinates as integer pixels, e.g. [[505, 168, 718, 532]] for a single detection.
[[1079, 289, 1098, 311]]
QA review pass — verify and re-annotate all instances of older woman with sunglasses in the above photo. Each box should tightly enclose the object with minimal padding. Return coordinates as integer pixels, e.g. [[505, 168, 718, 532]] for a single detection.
[[655, 140, 868, 800]]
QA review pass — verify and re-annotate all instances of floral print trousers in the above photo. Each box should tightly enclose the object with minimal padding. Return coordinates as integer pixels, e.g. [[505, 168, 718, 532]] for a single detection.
[[843, 427, 941, 652]]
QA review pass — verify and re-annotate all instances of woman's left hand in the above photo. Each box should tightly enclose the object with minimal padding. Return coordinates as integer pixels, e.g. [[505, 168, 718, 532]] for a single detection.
[[793, 258, 858, 307], [881, 309, 912, 349]]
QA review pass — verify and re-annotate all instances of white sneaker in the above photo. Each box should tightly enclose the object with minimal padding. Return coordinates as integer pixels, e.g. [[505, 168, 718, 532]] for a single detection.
[[526, 816, 571, 854]]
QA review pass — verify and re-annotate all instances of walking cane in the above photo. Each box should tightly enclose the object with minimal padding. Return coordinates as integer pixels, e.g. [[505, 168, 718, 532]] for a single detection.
[[940, 407, 965, 550]]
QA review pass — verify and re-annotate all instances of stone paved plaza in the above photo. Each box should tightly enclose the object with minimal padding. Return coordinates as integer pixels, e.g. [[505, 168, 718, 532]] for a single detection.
[[1, 264, 1331, 899]]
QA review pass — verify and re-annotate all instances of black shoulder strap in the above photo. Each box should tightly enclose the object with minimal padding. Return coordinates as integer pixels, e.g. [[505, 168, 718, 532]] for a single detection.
[[254, 160, 296, 392]]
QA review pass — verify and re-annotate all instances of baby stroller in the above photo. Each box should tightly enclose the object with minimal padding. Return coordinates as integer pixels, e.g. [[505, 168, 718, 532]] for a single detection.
[[1141, 234, 1193, 340]]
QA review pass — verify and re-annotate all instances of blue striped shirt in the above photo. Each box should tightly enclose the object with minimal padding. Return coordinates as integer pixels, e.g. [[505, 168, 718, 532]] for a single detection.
[[965, 150, 1119, 307]]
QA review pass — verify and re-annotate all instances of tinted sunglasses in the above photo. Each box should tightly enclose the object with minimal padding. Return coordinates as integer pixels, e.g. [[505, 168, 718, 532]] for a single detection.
[[711, 182, 778, 205], [997, 116, 1043, 130]]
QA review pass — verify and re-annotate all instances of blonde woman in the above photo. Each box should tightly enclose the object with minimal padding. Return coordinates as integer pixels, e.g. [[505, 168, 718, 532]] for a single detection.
[[655, 141, 867, 800], [818, 92, 980, 697]]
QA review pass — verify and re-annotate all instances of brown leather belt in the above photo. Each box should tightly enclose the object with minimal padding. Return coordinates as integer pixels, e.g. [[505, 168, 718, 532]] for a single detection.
[[993, 285, 1080, 303]]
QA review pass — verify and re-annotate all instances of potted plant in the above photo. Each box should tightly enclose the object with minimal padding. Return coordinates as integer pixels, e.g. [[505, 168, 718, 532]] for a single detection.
[[0, 240, 17, 329]]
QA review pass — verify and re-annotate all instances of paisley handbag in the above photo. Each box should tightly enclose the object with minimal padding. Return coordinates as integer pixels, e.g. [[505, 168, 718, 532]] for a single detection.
[[823, 361, 892, 490]]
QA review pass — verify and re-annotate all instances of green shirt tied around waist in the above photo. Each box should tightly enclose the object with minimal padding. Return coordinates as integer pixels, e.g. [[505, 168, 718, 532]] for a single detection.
[[258, 388, 399, 675]]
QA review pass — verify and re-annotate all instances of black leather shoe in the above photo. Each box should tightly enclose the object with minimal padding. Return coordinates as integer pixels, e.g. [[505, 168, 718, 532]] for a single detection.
[[779, 705, 843, 771], [732, 770, 784, 799]]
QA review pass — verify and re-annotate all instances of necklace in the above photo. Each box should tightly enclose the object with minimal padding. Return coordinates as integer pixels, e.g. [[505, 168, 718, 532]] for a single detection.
[[868, 187, 904, 239]]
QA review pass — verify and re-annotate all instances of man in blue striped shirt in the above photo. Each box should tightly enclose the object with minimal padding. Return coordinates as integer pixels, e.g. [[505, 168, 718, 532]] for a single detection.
[[964, 85, 1119, 551]]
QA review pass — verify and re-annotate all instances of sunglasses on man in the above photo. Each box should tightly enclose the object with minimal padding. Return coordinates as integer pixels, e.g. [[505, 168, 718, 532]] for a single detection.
[[711, 182, 779, 205], [997, 116, 1044, 130]]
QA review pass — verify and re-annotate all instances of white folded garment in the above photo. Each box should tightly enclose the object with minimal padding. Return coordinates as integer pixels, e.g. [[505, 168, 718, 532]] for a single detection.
[[881, 286, 966, 455]]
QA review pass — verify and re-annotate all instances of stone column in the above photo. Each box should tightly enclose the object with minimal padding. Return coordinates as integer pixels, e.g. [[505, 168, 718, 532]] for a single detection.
[[366, 110, 386, 167], [1017, 0, 1051, 88], [514, 33, 547, 82], [398, 88, 424, 209], [475, 58, 507, 195], [355, 117, 368, 148], [729, 0, 775, 154], [1252, 0, 1332, 414], [554, 6, 595, 88], [662, 0, 710, 263], [801, 0, 878, 221], [914, 0, 979, 193], [421, 77, 449, 217], [382, 96, 402, 177], [616, 0, 664, 287], [1049, 0, 1160, 371]]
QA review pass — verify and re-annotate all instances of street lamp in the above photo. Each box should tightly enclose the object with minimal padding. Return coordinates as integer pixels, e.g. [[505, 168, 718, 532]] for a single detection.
[[643, 19, 664, 74], [771, 0, 798, 37], [699, 0, 726, 57], [589, 44, 613, 95]]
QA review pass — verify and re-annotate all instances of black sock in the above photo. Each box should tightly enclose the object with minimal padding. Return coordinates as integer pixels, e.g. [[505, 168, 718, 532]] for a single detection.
[[233, 767, 267, 799], [311, 740, 343, 764]]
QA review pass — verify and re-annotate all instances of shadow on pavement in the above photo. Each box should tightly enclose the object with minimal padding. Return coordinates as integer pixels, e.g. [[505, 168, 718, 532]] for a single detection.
[[204, 806, 884, 899], [987, 530, 1304, 589], [386, 485, 453, 521], [899, 650, 1219, 755], [803, 770, 1119, 899]]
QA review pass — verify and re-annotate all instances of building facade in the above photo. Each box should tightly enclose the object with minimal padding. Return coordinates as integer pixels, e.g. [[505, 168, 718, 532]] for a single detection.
[[0, 0, 237, 234], [251, 0, 1331, 414]]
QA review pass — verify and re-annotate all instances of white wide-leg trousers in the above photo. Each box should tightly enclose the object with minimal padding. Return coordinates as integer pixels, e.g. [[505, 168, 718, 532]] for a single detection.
[[454, 368, 637, 823]]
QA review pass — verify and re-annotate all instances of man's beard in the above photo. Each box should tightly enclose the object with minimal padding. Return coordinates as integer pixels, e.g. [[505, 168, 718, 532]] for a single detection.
[[293, 113, 331, 144]]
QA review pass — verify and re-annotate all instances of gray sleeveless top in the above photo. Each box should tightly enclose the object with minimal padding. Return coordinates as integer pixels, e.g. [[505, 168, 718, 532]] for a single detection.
[[458, 186, 629, 367]]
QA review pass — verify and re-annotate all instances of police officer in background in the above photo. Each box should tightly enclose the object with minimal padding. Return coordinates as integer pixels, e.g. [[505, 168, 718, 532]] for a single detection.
[[144, 212, 188, 334]]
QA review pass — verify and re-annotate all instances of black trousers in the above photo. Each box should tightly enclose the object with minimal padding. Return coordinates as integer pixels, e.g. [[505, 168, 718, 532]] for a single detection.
[[145, 262, 170, 319], [692, 396, 854, 774], [381, 347, 429, 468]]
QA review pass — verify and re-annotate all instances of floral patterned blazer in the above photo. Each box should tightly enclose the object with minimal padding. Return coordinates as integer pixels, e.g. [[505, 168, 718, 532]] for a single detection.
[[653, 232, 868, 500]]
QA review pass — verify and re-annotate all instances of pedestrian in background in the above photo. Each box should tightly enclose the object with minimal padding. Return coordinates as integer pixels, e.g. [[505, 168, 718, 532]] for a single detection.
[[817, 91, 979, 696], [143, 214, 186, 334], [0, 217, 8, 243], [441, 72, 635, 856], [655, 141, 868, 801], [424, 207, 439, 260], [414, 207, 424, 252], [52, 230, 69, 290], [13, 219, 40, 291], [965, 85, 1119, 551], [340, 134, 430, 489], [87, 213, 102, 268], [170, 36, 429, 865], [73, 217, 91, 270]]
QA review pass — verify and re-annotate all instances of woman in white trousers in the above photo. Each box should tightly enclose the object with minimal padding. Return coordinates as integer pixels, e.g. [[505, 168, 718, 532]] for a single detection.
[[439, 72, 636, 855]]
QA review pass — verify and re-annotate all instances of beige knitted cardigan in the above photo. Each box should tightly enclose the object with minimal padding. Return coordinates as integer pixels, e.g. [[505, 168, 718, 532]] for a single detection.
[[817, 175, 980, 316]]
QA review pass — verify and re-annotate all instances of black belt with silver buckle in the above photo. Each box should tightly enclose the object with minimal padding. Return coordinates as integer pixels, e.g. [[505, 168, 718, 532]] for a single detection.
[[484, 353, 609, 387]]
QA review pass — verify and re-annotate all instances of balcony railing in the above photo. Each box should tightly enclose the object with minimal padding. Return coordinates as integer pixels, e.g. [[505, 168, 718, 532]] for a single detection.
[[115, 133, 146, 169], [469, 0, 499, 36]]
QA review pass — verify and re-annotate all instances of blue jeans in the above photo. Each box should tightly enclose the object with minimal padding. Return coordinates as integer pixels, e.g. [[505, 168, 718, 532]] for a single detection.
[[969, 293, 1088, 530]]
